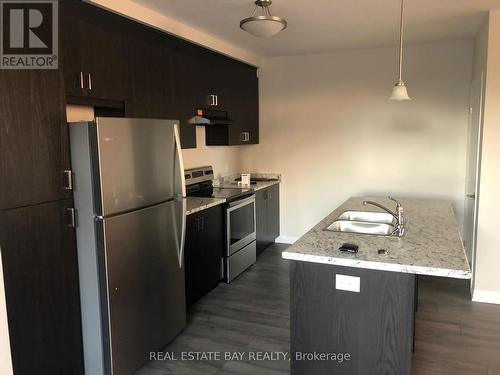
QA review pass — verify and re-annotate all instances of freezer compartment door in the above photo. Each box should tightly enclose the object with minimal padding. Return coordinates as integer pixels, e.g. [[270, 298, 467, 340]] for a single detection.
[[93, 117, 184, 216], [101, 199, 186, 375]]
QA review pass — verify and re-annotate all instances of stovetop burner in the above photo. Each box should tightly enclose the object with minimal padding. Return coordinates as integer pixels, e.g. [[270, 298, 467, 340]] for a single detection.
[[185, 166, 254, 202], [187, 184, 253, 202], [210, 187, 252, 200]]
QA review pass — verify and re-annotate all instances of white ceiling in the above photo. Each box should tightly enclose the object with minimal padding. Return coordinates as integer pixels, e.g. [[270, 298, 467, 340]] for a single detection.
[[132, 0, 500, 57]]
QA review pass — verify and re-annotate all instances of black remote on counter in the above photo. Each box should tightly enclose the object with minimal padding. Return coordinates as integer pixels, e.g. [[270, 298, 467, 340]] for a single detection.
[[338, 243, 359, 253]]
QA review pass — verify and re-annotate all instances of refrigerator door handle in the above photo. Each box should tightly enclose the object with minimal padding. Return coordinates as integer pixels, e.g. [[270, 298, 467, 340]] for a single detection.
[[173, 124, 186, 199], [177, 198, 186, 269], [173, 123, 186, 269]]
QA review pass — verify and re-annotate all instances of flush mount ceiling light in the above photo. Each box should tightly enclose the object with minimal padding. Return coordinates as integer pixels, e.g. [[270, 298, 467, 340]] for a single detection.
[[390, 0, 411, 101], [240, 0, 287, 38]]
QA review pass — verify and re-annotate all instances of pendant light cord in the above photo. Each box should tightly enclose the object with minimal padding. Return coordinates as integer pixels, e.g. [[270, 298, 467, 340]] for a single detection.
[[398, 0, 405, 83]]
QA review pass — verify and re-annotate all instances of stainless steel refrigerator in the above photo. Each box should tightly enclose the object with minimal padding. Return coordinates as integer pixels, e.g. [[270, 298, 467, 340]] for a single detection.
[[69, 118, 187, 375]]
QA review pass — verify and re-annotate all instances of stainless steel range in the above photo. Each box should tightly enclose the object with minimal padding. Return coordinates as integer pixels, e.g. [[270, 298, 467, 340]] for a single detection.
[[185, 166, 256, 283]]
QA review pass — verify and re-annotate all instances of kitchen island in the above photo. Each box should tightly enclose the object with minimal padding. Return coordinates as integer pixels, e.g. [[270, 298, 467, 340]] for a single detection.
[[282, 197, 471, 375]]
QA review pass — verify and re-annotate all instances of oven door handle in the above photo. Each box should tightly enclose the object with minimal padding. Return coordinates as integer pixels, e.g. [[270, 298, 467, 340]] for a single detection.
[[226, 196, 257, 257], [227, 196, 255, 210]]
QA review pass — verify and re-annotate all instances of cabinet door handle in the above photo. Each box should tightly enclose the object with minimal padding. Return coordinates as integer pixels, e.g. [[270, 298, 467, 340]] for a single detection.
[[196, 216, 205, 232], [79, 72, 84, 89], [66, 208, 77, 227], [63, 169, 73, 190], [88, 73, 92, 90], [208, 94, 219, 106]]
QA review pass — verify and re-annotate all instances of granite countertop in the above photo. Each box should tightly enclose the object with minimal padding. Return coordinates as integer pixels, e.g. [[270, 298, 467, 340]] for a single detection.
[[282, 197, 471, 279], [186, 173, 280, 215], [214, 173, 281, 192], [215, 179, 280, 191], [186, 197, 226, 215]]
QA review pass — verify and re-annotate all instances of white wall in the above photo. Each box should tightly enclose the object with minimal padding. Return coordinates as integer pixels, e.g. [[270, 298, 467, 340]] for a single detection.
[[241, 39, 473, 238], [472, 19, 489, 84], [474, 10, 500, 303]]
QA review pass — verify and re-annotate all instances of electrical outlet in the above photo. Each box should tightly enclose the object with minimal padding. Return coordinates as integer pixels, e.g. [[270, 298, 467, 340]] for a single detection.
[[335, 274, 360, 293]]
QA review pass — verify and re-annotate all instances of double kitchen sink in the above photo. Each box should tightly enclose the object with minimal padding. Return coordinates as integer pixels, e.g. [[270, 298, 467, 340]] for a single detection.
[[325, 197, 406, 237], [326, 211, 396, 236]]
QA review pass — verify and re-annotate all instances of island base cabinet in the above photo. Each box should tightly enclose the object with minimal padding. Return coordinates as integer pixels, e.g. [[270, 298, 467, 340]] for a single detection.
[[290, 261, 415, 375]]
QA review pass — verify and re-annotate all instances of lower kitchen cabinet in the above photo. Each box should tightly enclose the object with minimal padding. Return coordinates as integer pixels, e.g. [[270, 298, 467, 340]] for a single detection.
[[184, 205, 224, 307], [256, 184, 280, 256], [0, 199, 84, 375]]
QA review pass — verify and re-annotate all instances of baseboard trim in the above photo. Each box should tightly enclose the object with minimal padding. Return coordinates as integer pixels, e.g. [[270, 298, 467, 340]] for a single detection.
[[472, 289, 500, 305], [275, 235, 299, 244]]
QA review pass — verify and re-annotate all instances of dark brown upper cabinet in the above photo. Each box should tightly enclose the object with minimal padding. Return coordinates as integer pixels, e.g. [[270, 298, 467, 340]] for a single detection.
[[228, 66, 259, 145], [122, 23, 259, 148], [61, 0, 125, 102], [201, 52, 231, 112], [169, 43, 211, 148], [122, 27, 197, 148], [124, 36, 174, 119], [60, 0, 258, 148], [205, 58, 259, 146], [174, 46, 230, 113], [0, 68, 72, 210]]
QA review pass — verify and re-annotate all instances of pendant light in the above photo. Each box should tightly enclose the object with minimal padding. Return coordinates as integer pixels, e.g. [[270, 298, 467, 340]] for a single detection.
[[390, 0, 411, 101], [240, 0, 287, 38]]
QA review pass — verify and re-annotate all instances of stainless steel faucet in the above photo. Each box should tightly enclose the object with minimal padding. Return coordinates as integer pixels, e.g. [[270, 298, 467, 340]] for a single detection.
[[362, 196, 405, 237]]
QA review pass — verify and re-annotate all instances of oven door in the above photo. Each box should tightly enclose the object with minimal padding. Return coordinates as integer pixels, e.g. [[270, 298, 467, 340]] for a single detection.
[[226, 196, 256, 256]]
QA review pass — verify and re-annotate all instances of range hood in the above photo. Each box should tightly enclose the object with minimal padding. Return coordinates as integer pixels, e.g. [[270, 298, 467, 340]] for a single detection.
[[189, 109, 233, 126]]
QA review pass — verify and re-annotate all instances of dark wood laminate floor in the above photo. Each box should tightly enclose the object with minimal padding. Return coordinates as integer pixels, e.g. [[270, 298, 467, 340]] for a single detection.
[[135, 244, 500, 375]]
